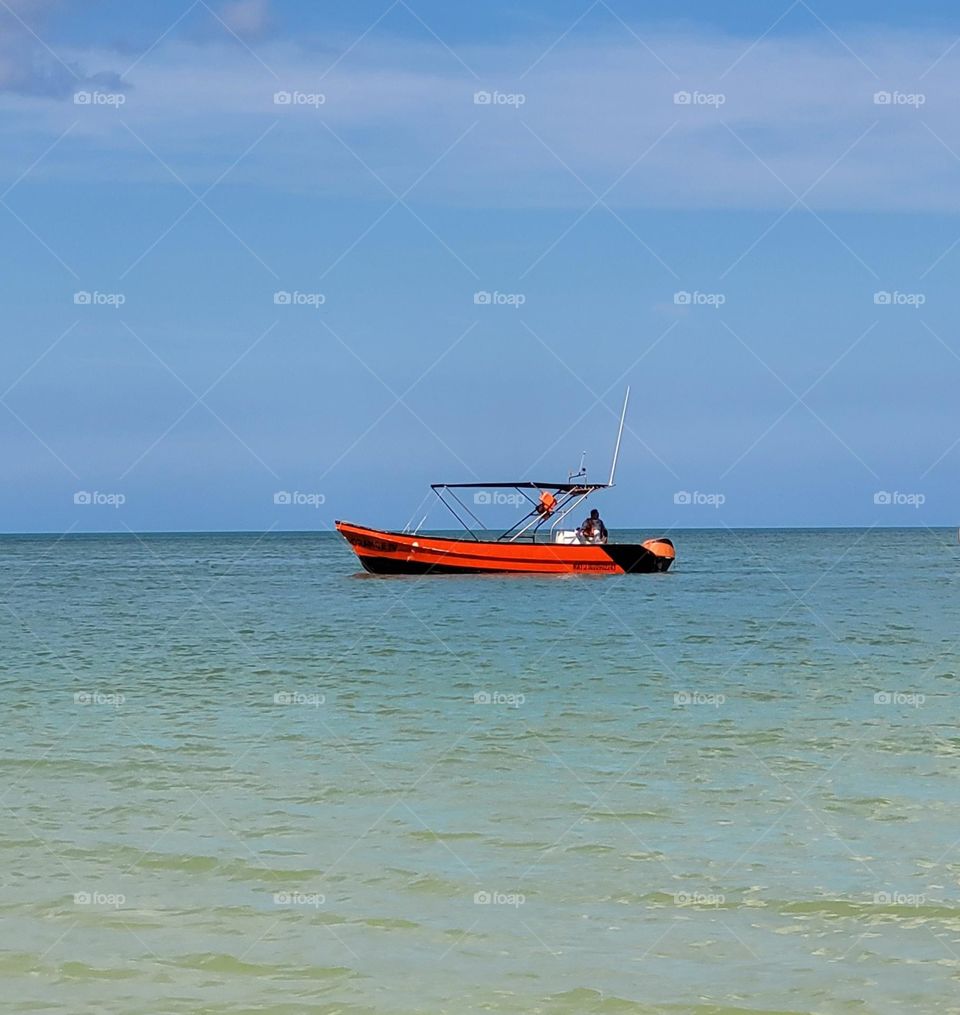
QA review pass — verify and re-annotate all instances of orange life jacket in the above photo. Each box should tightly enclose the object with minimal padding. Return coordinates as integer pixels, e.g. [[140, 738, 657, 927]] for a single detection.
[[537, 491, 557, 516]]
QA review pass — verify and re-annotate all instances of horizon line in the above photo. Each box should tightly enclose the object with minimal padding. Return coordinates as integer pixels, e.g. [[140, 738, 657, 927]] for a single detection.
[[0, 525, 955, 537]]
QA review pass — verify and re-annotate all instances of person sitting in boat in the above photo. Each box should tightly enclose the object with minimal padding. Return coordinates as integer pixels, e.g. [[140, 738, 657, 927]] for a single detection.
[[579, 508, 608, 544]]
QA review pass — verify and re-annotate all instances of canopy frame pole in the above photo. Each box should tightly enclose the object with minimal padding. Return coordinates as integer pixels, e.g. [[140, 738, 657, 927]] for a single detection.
[[432, 487, 482, 540], [502, 487, 587, 543], [548, 491, 592, 535], [427, 481, 610, 543]]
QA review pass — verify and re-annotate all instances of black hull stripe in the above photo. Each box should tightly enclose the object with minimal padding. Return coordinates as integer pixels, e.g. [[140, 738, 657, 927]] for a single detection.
[[341, 530, 666, 568], [354, 549, 672, 576]]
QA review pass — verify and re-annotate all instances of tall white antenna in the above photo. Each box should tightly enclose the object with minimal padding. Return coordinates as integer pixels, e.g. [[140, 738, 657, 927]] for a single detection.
[[608, 386, 630, 487]]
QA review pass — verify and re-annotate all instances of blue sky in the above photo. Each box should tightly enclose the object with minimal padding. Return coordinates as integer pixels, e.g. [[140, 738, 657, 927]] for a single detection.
[[2, 0, 959, 531]]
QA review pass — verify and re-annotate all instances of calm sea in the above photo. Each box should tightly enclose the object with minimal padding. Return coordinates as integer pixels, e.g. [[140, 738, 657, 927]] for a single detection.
[[2, 528, 958, 1014]]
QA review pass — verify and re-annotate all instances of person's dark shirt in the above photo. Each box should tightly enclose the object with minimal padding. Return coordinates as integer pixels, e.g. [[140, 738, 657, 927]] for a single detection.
[[581, 515, 608, 540]]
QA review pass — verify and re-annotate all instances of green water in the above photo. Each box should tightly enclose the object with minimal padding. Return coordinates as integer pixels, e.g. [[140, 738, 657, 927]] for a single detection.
[[1, 529, 959, 1013]]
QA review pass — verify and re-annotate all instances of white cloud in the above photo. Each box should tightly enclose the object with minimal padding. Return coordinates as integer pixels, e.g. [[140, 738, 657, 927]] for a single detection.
[[3, 27, 958, 211]]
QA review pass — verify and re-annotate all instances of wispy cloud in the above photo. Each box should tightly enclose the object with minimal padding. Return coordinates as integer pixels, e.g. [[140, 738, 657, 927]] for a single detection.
[[3, 25, 957, 210]]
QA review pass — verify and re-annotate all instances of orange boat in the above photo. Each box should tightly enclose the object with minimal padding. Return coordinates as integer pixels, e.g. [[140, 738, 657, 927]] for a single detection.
[[336, 517, 674, 575], [336, 389, 676, 576]]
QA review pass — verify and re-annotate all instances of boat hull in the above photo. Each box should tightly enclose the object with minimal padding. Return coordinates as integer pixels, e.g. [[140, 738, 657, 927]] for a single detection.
[[335, 521, 675, 576]]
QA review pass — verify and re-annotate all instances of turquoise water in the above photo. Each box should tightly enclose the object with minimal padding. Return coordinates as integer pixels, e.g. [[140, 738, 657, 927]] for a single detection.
[[2, 528, 959, 1014]]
